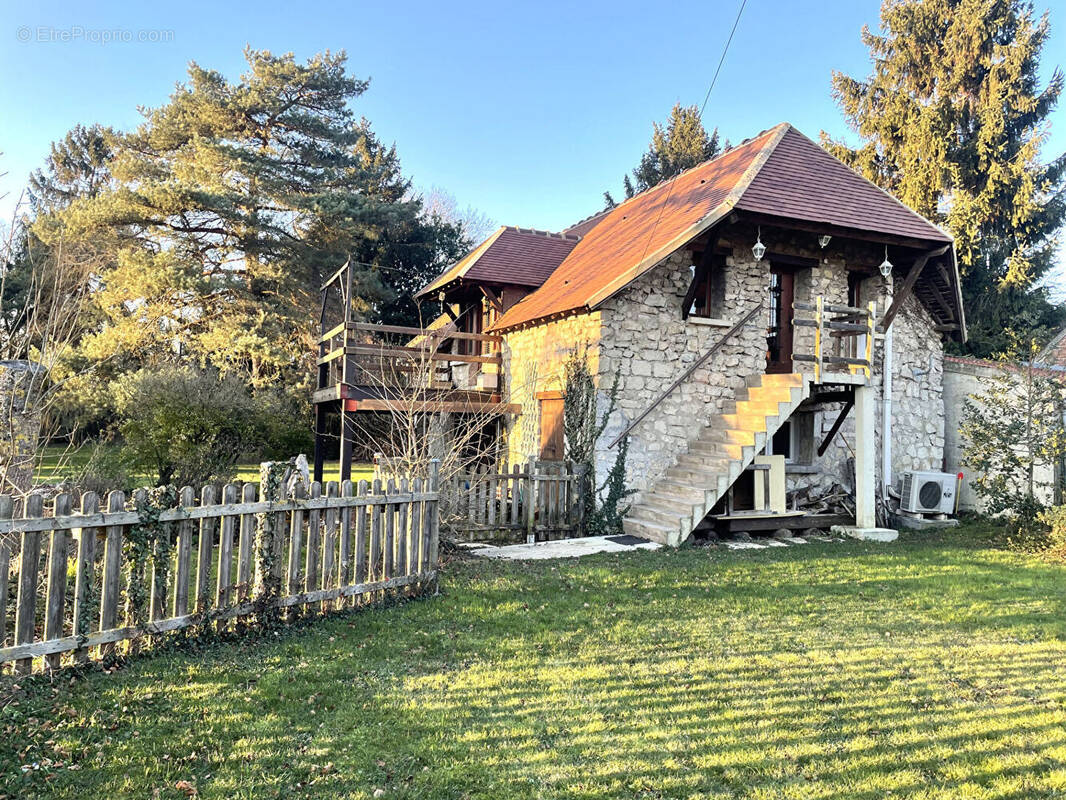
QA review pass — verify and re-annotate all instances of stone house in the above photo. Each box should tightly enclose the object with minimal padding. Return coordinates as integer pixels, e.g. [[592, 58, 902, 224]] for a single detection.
[[317, 122, 966, 546]]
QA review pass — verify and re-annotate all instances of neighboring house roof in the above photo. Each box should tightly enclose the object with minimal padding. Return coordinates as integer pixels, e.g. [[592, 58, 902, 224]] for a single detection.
[[489, 122, 960, 333], [1037, 327, 1066, 368], [416, 226, 579, 298]]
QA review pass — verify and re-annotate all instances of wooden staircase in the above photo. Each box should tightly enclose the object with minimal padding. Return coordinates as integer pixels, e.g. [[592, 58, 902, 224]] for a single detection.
[[622, 373, 809, 546]]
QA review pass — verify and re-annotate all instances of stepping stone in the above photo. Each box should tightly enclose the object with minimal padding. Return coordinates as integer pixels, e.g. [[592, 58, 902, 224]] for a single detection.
[[723, 541, 768, 550]]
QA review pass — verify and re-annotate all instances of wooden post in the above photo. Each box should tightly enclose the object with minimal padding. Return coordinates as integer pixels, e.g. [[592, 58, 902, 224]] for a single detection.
[[396, 478, 409, 578], [340, 410, 355, 483], [384, 479, 396, 589], [14, 493, 44, 674], [173, 486, 195, 616], [525, 459, 535, 544], [369, 478, 383, 597], [427, 460, 441, 591], [411, 477, 424, 575], [814, 295, 824, 384], [313, 403, 327, 485], [574, 462, 589, 535], [44, 493, 71, 671], [99, 490, 125, 661]]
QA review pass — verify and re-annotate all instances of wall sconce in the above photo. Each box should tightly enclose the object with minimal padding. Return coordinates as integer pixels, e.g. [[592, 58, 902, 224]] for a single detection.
[[879, 246, 893, 278], [752, 227, 766, 261], [819, 235, 832, 248]]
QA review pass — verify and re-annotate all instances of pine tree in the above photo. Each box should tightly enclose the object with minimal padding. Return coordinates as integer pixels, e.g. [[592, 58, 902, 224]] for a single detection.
[[604, 103, 723, 208], [28, 124, 113, 213], [32, 48, 466, 394], [824, 0, 1066, 357]]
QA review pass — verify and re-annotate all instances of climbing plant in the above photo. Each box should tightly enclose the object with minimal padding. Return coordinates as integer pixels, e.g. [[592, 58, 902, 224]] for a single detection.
[[562, 347, 633, 533], [123, 485, 179, 652]]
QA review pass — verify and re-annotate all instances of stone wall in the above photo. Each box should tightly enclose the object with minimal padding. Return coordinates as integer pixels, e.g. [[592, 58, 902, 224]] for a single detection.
[[496, 225, 949, 514], [943, 356, 1058, 512], [595, 244, 766, 501], [501, 312, 601, 466]]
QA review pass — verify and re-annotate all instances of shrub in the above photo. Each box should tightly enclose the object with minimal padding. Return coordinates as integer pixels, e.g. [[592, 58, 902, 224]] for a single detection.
[[1037, 506, 1066, 556], [110, 366, 259, 486]]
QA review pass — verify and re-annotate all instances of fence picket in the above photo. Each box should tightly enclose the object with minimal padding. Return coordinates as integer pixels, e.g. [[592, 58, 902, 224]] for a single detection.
[[337, 481, 352, 610], [0, 472, 441, 673], [397, 478, 409, 577], [217, 483, 239, 613], [321, 481, 339, 606], [195, 485, 217, 613], [15, 494, 45, 674], [99, 490, 125, 661], [237, 483, 256, 602], [354, 480, 368, 598], [0, 495, 11, 654], [370, 479, 383, 591], [44, 493, 72, 671], [305, 482, 322, 611], [173, 487, 195, 616], [286, 482, 306, 604], [72, 492, 99, 664]]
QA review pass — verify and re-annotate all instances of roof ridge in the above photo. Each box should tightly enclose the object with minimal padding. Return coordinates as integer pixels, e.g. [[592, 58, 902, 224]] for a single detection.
[[503, 225, 581, 241], [562, 207, 611, 234], [601, 122, 790, 218]]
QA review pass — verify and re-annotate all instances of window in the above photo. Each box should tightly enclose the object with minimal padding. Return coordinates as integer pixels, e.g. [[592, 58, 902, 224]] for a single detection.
[[764, 414, 815, 465], [685, 256, 726, 320], [766, 420, 795, 463]]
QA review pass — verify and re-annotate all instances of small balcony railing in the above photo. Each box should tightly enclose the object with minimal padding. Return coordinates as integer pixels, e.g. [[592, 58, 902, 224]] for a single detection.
[[791, 298, 876, 383]]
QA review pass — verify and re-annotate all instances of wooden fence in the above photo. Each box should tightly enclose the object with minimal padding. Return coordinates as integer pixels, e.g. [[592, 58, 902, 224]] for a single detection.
[[0, 461, 440, 675], [447, 461, 587, 543]]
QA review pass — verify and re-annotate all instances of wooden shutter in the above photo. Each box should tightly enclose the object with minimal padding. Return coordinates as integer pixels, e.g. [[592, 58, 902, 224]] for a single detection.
[[539, 397, 564, 460]]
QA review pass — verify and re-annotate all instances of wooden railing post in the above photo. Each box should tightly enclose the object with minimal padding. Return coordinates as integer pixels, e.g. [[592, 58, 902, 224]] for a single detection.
[[525, 457, 536, 544], [99, 490, 125, 661], [14, 494, 44, 674], [814, 295, 824, 384]]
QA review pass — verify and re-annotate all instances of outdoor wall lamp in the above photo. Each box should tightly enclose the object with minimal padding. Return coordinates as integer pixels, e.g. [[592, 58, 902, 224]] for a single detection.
[[752, 227, 766, 261], [879, 246, 893, 278], [819, 235, 832, 248]]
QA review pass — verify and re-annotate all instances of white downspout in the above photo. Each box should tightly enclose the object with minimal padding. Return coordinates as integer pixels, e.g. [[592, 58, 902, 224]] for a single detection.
[[881, 297, 893, 493]]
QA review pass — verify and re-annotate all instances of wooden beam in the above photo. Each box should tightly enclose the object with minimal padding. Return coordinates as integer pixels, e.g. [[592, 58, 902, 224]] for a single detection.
[[878, 245, 950, 333], [480, 285, 504, 314], [347, 322, 502, 343], [735, 211, 952, 252], [682, 231, 719, 320], [817, 394, 855, 457]]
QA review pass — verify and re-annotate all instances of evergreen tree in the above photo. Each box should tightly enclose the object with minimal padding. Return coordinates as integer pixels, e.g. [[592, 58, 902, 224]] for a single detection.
[[28, 124, 114, 213], [32, 48, 465, 395], [824, 0, 1066, 356], [604, 103, 723, 208]]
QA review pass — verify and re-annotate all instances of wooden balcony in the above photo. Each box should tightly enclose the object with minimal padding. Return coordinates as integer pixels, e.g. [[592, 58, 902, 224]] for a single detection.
[[313, 321, 519, 414]]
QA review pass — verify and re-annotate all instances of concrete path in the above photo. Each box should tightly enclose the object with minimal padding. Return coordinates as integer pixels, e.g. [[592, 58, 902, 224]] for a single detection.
[[467, 535, 662, 561]]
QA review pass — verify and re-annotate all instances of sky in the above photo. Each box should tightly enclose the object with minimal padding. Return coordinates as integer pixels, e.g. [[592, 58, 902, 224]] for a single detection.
[[1, 0, 1064, 241]]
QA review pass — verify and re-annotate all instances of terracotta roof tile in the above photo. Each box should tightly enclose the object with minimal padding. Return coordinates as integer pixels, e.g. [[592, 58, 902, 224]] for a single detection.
[[736, 128, 952, 243], [491, 123, 955, 332]]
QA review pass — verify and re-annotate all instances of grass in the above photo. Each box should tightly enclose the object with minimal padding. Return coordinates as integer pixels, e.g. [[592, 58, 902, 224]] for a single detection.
[[3, 522, 1066, 799], [35, 444, 374, 488]]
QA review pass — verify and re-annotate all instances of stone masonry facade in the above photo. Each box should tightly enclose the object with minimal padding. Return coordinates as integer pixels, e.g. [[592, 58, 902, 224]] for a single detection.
[[499, 224, 947, 510]]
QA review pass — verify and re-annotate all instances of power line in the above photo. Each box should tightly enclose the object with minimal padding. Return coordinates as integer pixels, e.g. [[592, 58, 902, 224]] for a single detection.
[[634, 0, 750, 269], [699, 0, 749, 121]]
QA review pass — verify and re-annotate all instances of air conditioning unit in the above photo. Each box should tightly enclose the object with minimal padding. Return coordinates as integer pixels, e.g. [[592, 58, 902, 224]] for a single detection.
[[899, 470, 958, 514]]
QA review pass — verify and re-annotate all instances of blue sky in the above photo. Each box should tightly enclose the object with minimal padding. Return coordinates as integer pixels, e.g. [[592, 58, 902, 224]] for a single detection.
[[1, 0, 1064, 237]]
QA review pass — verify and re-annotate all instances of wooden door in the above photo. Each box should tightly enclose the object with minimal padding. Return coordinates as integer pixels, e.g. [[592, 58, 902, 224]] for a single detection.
[[766, 267, 795, 373], [539, 397, 564, 460]]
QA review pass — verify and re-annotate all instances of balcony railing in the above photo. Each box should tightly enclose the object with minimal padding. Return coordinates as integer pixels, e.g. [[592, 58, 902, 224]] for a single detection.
[[791, 297, 876, 383], [315, 321, 504, 402]]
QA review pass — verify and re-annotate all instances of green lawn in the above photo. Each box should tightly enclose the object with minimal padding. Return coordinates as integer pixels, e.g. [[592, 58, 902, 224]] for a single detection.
[[4, 523, 1066, 799], [35, 445, 374, 488]]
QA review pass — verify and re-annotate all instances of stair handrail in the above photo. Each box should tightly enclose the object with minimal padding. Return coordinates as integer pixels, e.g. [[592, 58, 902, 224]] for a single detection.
[[607, 301, 764, 449]]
